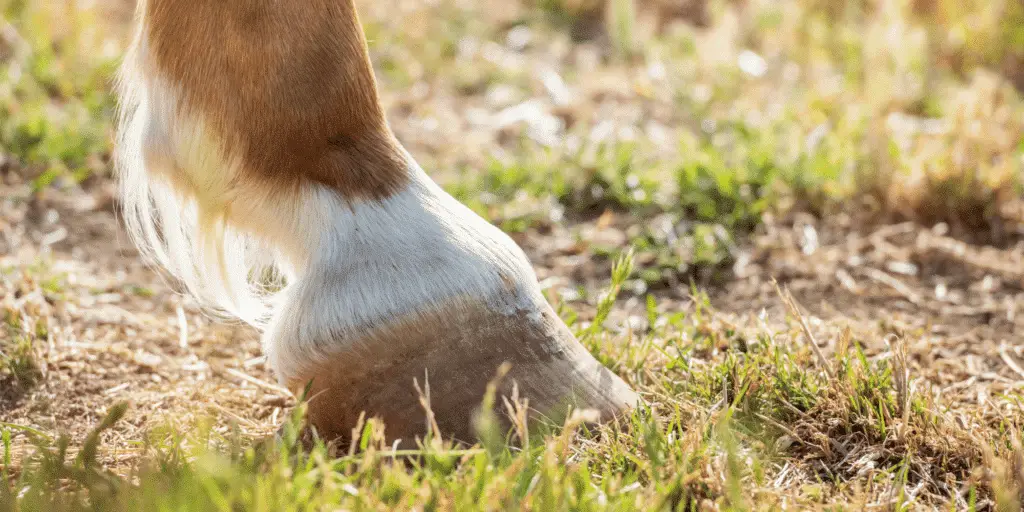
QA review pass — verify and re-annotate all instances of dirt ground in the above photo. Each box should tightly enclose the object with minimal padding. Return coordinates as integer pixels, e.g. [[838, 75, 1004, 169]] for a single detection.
[[2, 160, 1022, 472]]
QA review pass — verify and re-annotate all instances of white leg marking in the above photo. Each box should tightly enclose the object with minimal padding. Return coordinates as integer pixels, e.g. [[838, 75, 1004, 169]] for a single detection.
[[264, 169, 544, 382], [116, 34, 544, 384]]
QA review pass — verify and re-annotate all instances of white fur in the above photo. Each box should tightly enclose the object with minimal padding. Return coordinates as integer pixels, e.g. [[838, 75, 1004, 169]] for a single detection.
[[116, 27, 279, 327], [115, 29, 544, 384], [264, 170, 544, 381]]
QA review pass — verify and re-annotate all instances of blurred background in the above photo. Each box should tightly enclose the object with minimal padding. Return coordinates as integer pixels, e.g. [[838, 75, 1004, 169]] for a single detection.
[[2, 0, 1023, 507], [2, 0, 1021, 281]]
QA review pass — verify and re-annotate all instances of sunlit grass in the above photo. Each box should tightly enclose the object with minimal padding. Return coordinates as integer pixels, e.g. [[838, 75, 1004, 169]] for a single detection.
[[3, 269, 1018, 509], [1, 0, 119, 189]]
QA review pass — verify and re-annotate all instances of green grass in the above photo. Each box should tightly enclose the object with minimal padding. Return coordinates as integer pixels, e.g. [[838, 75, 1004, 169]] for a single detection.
[[1, 0, 117, 190], [1, 278, 1017, 509], [1, 254, 1021, 509]]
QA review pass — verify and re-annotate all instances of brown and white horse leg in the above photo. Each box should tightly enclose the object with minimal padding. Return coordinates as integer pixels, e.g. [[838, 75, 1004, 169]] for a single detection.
[[115, 0, 638, 448]]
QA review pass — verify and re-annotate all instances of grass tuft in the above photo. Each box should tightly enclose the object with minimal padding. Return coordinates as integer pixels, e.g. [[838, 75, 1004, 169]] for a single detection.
[[0, 262, 65, 393]]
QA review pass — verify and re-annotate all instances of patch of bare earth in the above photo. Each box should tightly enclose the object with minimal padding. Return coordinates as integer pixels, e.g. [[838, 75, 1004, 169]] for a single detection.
[[1, 174, 285, 470]]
